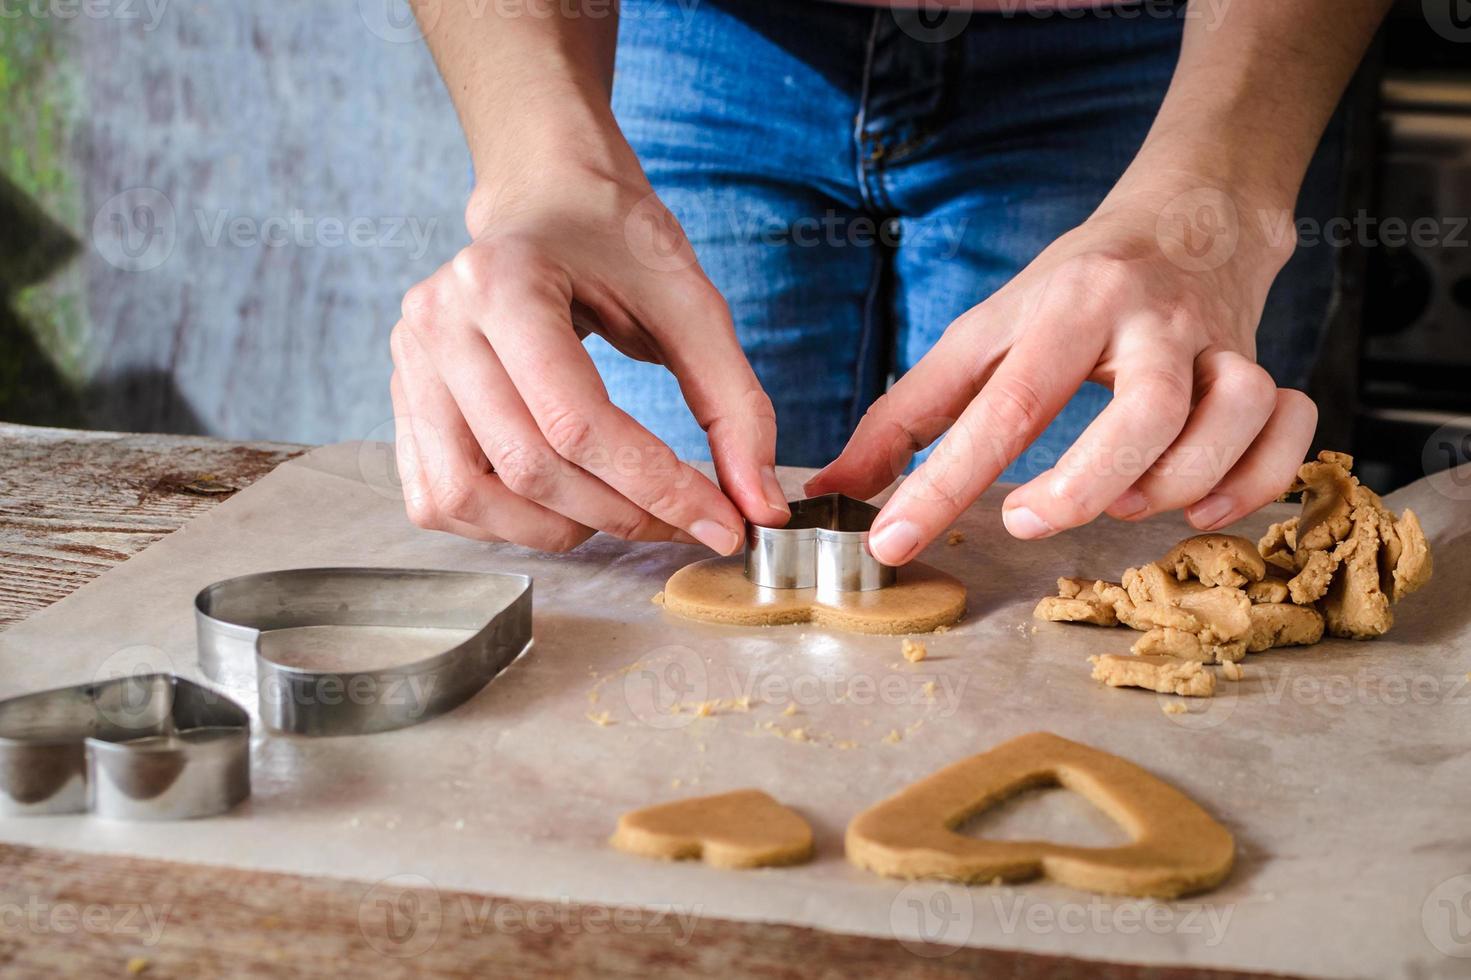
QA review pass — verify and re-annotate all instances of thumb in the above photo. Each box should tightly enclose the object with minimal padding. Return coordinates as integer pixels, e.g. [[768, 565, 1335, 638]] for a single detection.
[[643, 278, 791, 527]]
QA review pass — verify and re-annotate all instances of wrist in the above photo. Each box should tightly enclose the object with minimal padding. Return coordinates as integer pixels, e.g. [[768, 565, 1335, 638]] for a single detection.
[[465, 103, 640, 239]]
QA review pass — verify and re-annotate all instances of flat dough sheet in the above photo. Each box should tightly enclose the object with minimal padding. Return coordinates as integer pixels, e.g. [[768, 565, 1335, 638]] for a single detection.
[[1, 442, 1468, 979]]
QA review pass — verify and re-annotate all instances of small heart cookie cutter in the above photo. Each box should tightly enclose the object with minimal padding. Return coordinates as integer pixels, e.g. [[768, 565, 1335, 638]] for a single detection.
[[0, 673, 250, 820], [194, 568, 532, 737], [744, 493, 896, 599]]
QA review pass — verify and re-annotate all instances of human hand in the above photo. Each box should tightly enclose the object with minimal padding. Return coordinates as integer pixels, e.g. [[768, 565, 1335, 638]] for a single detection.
[[390, 150, 788, 554], [805, 177, 1317, 565]]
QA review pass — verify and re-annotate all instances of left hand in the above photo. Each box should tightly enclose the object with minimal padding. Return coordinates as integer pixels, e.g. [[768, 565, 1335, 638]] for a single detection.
[[804, 176, 1318, 565]]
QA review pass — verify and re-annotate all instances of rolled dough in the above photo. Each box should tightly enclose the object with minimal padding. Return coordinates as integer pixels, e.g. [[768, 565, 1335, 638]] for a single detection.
[[660, 556, 966, 635], [611, 789, 814, 869], [845, 732, 1234, 898]]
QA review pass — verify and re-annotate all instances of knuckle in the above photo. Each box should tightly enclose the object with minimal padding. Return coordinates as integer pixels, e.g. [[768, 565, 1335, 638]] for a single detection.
[[1219, 361, 1276, 407], [493, 441, 559, 500], [600, 509, 656, 542], [403, 494, 440, 531], [985, 377, 1048, 438], [389, 323, 414, 365], [1060, 252, 1135, 300], [534, 524, 592, 554], [400, 279, 447, 328], [1127, 369, 1193, 426], [641, 483, 691, 522], [432, 482, 480, 525], [540, 407, 597, 461]]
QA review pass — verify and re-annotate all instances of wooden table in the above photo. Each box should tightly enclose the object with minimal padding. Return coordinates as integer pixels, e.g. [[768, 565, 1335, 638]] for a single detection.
[[0, 423, 1282, 978]]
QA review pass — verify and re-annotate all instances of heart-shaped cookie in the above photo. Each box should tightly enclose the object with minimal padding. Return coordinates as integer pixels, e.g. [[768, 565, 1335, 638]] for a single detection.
[[846, 732, 1234, 898], [0, 673, 250, 821], [661, 556, 965, 635], [612, 789, 814, 869], [194, 567, 532, 736]]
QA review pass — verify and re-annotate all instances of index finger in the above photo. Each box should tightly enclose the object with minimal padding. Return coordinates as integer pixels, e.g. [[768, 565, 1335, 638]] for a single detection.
[[866, 320, 1101, 565]]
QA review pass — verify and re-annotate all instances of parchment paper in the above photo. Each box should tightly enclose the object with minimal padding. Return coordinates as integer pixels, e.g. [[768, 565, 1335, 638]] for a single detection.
[[2, 442, 1468, 979]]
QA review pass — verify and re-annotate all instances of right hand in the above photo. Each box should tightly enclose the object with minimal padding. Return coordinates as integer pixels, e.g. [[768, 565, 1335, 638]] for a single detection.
[[390, 153, 789, 554]]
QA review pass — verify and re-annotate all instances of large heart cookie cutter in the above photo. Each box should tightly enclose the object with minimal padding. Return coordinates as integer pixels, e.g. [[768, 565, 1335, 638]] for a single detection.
[[745, 494, 896, 599], [0, 673, 250, 820], [194, 568, 532, 737]]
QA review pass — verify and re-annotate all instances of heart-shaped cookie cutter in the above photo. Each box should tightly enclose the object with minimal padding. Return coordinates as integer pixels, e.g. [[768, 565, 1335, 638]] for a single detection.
[[745, 494, 896, 599], [0, 673, 250, 820], [194, 568, 532, 737]]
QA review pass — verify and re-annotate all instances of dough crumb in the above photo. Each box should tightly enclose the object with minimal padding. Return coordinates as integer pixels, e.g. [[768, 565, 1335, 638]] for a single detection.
[[882, 729, 903, 744], [835, 739, 858, 750], [1221, 661, 1244, 682], [933, 624, 951, 634], [902, 638, 928, 663], [920, 680, 937, 701], [1160, 701, 1188, 716], [946, 530, 966, 546], [671, 778, 683, 789], [586, 690, 600, 704], [127, 958, 149, 976], [651, 591, 665, 606], [783, 702, 798, 717], [586, 711, 614, 727]]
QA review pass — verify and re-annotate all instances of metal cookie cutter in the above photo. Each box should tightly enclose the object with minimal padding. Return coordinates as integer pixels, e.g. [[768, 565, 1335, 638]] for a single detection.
[[745, 493, 897, 599], [0, 673, 250, 820], [194, 568, 532, 737]]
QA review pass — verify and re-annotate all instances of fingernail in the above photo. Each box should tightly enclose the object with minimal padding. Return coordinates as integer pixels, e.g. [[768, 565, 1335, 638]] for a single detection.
[[690, 518, 741, 556], [1188, 494, 1233, 530], [1003, 506, 1055, 540], [868, 520, 921, 566], [761, 466, 790, 516], [1111, 489, 1149, 519]]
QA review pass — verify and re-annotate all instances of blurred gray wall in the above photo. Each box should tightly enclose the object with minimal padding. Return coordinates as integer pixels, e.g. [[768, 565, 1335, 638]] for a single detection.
[[1, 0, 469, 443]]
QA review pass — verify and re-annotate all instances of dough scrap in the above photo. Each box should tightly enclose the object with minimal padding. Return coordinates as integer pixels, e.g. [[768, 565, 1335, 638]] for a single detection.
[[662, 556, 965, 635], [1131, 627, 1209, 663], [901, 638, 927, 663], [1245, 602, 1325, 652], [1160, 534, 1266, 588], [1244, 576, 1290, 605], [611, 789, 813, 869], [1033, 595, 1117, 627], [1261, 451, 1432, 639], [844, 732, 1235, 898], [1089, 654, 1216, 697]]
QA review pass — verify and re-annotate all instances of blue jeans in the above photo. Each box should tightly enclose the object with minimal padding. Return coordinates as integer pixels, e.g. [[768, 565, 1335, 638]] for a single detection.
[[595, 0, 1345, 480]]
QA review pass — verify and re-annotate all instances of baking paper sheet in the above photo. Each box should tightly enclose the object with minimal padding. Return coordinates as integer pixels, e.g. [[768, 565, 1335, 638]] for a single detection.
[[1, 442, 1468, 978]]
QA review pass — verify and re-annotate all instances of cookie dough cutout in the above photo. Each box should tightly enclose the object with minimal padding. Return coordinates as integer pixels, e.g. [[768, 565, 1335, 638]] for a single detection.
[[662, 556, 965, 635], [611, 789, 814, 869], [845, 732, 1234, 898]]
